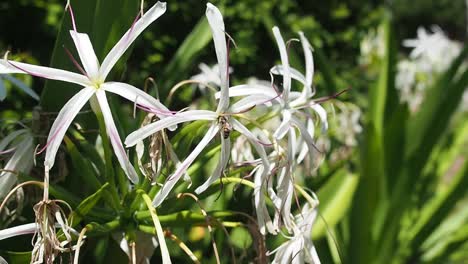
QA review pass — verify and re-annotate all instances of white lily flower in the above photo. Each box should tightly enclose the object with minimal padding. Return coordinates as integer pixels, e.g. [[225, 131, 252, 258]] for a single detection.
[[396, 26, 463, 112], [223, 29, 328, 231], [0, 2, 170, 183], [126, 3, 271, 209], [270, 203, 321, 264], [0, 129, 35, 199]]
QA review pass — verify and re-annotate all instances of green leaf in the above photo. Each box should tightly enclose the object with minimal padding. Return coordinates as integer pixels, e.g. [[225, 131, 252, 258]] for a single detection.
[[348, 15, 394, 264], [405, 161, 468, 259], [70, 183, 110, 227], [160, 17, 213, 100], [64, 136, 102, 192], [313, 169, 358, 239], [230, 226, 253, 250]]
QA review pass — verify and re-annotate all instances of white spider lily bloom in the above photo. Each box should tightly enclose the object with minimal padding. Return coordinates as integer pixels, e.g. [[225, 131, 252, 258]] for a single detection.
[[126, 3, 271, 208], [0, 2, 170, 183], [0, 129, 34, 199], [270, 203, 321, 264], [221, 29, 327, 231]]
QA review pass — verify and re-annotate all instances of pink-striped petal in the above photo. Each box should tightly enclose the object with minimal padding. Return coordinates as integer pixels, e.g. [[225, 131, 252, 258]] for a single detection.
[[95, 90, 139, 183], [125, 110, 217, 147], [44, 87, 95, 169], [99, 2, 167, 80], [153, 124, 219, 206], [206, 3, 229, 113], [69, 31, 100, 79], [195, 133, 231, 194], [0, 59, 89, 86], [102, 82, 172, 116]]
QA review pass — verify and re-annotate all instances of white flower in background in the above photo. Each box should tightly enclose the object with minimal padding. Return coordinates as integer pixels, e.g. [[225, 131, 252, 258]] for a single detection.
[[403, 26, 462, 72], [395, 26, 463, 112], [0, 74, 39, 101], [126, 3, 271, 211], [0, 2, 170, 183], [332, 102, 362, 147], [191, 63, 233, 92], [269, 203, 321, 264], [359, 26, 385, 66], [225, 28, 328, 231], [0, 129, 35, 199]]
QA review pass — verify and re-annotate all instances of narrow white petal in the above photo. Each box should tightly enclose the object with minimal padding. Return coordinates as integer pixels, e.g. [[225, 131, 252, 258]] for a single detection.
[[0, 223, 38, 240], [215, 84, 277, 99], [271, 65, 307, 86], [290, 116, 316, 166], [206, 3, 229, 112], [95, 90, 139, 183], [44, 87, 95, 169], [297, 119, 315, 164], [273, 109, 292, 139], [232, 119, 278, 234], [153, 124, 219, 206], [311, 104, 328, 131], [195, 134, 230, 194], [299, 31, 314, 97], [272, 27, 291, 100], [125, 110, 217, 147], [231, 94, 278, 113], [0, 59, 89, 86], [99, 2, 167, 79], [69, 31, 100, 79], [102, 82, 171, 117]]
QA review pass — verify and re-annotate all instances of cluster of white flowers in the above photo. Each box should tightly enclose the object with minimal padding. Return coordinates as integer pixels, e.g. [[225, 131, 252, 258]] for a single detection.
[[0, 2, 324, 263], [397, 26, 464, 112], [360, 25, 465, 113]]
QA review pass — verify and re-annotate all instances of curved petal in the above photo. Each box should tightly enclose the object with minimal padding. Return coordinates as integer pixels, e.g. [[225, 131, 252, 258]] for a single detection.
[[272, 27, 291, 101], [311, 104, 328, 132], [44, 87, 95, 169], [270, 65, 306, 86], [215, 84, 278, 99], [99, 2, 167, 80], [299, 31, 314, 97], [153, 124, 219, 206], [231, 94, 279, 113], [206, 3, 229, 112], [273, 109, 292, 139], [102, 82, 172, 116], [0, 223, 38, 240], [0, 60, 89, 86], [95, 90, 139, 183], [232, 119, 280, 234], [195, 133, 231, 194], [69, 31, 100, 79], [290, 116, 316, 166], [125, 110, 217, 147]]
